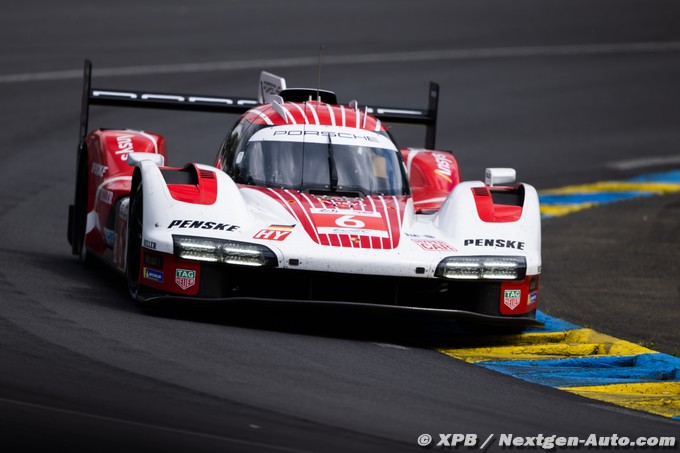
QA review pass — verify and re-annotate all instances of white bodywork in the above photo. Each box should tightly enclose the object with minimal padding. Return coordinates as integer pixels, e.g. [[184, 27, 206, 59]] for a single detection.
[[129, 146, 541, 279]]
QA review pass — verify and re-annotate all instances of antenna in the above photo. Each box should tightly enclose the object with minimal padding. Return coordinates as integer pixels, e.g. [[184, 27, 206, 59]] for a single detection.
[[316, 44, 325, 102]]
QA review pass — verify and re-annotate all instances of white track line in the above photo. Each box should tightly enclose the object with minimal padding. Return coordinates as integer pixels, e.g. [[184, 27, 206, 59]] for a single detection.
[[3, 41, 680, 84], [607, 154, 680, 171], [0, 395, 314, 453]]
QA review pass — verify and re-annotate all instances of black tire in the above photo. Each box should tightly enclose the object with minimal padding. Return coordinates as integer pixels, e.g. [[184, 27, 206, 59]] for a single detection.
[[126, 181, 143, 301]]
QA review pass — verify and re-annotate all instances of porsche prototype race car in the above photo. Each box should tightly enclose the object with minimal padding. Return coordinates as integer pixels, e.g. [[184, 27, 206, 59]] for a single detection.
[[68, 60, 543, 329]]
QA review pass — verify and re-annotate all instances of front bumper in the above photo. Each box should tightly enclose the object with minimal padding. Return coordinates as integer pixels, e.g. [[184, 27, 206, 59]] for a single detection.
[[137, 294, 543, 328], [135, 263, 543, 328]]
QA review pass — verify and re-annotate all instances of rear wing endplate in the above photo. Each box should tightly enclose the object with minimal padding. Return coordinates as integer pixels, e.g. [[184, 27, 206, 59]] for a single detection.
[[78, 59, 439, 149]]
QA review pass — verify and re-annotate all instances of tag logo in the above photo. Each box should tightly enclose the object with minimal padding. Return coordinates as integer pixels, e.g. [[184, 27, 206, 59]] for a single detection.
[[504, 289, 521, 310], [175, 269, 196, 290]]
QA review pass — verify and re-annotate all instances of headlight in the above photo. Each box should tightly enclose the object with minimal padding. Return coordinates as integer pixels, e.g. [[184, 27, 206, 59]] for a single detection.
[[173, 235, 278, 267], [435, 256, 526, 280]]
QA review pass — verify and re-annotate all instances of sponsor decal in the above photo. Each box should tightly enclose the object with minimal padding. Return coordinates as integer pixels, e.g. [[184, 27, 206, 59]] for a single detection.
[[433, 153, 453, 183], [91, 162, 108, 177], [317, 196, 367, 210], [528, 291, 538, 305], [504, 289, 521, 310], [253, 224, 294, 241], [464, 238, 525, 250], [98, 188, 114, 205], [143, 267, 163, 283], [175, 269, 196, 290], [412, 239, 456, 251], [143, 239, 156, 250], [168, 220, 240, 232], [115, 134, 136, 161]]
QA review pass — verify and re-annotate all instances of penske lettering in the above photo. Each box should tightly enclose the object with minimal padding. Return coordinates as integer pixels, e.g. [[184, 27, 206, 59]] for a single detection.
[[168, 220, 240, 231], [464, 238, 525, 250]]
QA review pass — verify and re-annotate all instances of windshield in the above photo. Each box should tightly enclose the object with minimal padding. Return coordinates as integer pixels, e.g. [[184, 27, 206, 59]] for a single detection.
[[234, 126, 408, 196]]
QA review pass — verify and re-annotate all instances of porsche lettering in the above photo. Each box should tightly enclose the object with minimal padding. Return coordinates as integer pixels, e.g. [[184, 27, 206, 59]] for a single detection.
[[272, 130, 378, 142], [464, 238, 525, 250], [167, 220, 240, 231]]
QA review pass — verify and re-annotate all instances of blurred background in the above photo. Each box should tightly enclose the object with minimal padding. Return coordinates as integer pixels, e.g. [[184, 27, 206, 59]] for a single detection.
[[1, 1, 679, 451]]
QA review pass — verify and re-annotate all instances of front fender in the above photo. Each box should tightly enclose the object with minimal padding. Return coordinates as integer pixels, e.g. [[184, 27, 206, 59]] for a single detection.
[[434, 181, 541, 274], [137, 161, 253, 255]]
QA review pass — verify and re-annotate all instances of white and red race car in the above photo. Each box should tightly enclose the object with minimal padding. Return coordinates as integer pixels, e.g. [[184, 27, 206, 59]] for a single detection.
[[68, 60, 542, 329]]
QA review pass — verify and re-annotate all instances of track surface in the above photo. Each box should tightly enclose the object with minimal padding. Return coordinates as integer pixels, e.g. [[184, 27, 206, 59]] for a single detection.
[[1, 1, 679, 451]]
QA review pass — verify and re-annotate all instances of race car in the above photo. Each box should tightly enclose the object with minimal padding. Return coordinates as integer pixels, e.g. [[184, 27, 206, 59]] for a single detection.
[[67, 60, 543, 329]]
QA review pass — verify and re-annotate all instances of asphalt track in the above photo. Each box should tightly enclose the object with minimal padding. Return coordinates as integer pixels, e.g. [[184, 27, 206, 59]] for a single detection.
[[1, 1, 680, 451]]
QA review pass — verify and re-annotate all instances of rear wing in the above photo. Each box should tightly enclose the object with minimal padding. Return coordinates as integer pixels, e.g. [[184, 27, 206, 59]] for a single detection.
[[78, 59, 440, 150]]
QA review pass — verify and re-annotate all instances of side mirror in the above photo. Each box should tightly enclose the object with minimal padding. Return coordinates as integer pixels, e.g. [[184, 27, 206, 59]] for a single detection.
[[485, 168, 516, 186]]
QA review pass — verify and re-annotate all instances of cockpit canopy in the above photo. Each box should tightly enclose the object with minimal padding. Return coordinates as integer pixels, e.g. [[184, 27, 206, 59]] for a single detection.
[[229, 125, 409, 196]]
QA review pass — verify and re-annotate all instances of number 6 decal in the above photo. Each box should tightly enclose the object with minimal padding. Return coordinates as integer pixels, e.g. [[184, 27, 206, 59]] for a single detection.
[[335, 215, 365, 228]]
